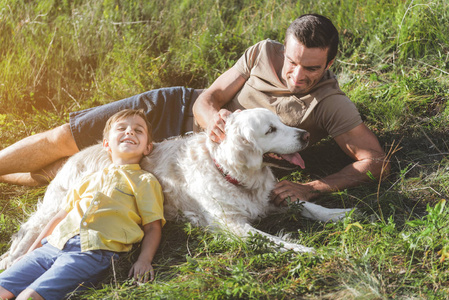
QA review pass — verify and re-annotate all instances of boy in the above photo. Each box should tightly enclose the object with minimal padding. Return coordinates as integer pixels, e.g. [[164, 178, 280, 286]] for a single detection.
[[0, 109, 165, 300]]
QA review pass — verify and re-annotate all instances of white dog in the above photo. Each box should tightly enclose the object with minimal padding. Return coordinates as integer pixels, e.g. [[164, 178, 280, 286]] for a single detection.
[[0, 108, 352, 269]]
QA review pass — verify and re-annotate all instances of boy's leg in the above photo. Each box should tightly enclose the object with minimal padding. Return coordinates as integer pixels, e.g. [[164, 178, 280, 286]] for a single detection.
[[16, 288, 44, 300], [0, 286, 15, 299], [28, 236, 119, 299], [0, 240, 59, 298]]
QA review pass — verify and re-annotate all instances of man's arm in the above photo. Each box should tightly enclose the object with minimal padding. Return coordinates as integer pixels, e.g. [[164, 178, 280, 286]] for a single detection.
[[272, 123, 390, 205], [192, 66, 247, 142], [128, 220, 162, 283]]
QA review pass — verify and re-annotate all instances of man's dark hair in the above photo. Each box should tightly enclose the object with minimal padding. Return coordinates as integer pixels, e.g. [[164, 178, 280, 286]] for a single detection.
[[286, 14, 339, 65]]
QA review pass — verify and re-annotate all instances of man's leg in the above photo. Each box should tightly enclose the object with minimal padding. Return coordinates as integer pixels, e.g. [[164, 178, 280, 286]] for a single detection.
[[0, 124, 78, 185], [0, 158, 68, 186], [0, 87, 202, 186]]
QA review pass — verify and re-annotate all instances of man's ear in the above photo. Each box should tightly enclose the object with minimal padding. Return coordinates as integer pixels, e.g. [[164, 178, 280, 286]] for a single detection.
[[326, 59, 335, 70], [144, 143, 153, 156]]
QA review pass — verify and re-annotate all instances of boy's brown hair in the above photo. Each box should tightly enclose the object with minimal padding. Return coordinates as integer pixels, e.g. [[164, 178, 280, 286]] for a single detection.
[[103, 109, 153, 144]]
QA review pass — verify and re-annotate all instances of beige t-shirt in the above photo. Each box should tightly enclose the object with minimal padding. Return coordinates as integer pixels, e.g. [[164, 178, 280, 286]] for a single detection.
[[222, 39, 362, 145]]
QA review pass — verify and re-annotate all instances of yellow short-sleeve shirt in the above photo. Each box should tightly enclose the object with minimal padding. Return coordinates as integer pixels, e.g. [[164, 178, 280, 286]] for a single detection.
[[47, 164, 165, 253]]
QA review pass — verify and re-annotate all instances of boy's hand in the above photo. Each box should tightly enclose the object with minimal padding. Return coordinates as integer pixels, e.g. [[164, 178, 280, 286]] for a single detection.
[[128, 260, 154, 283], [129, 220, 161, 284]]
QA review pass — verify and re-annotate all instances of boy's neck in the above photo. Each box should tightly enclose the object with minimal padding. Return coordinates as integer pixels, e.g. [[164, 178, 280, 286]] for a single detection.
[[111, 156, 142, 166], [111, 155, 142, 166]]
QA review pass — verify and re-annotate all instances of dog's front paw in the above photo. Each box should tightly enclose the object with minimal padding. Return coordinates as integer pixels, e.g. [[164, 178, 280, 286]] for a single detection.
[[280, 241, 315, 253], [300, 201, 355, 223], [326, 207, 354, 222]]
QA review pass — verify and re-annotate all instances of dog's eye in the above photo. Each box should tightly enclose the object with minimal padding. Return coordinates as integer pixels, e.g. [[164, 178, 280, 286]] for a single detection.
[[266, 125, 277, 135]]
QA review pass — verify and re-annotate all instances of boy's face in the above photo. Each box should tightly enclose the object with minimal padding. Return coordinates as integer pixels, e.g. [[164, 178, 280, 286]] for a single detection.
[[103, 115, 153, 165]]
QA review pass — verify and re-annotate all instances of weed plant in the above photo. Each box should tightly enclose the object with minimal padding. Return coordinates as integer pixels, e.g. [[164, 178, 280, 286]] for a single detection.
[[0, 0, 448, 299]]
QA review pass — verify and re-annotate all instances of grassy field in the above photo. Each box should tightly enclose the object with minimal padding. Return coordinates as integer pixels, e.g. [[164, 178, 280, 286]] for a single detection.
[[1, 0, 448, 299]]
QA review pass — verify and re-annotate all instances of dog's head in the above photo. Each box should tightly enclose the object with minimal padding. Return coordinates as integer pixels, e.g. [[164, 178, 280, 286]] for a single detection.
[[213, 108, 309, 171]]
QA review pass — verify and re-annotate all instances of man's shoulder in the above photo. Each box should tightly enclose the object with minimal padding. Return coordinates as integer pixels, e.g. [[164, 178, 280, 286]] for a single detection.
[[309, 70, 348, 101], [252, 39, 283, 52], [265, 38, 283, 46], [243, 39, 284, 70]]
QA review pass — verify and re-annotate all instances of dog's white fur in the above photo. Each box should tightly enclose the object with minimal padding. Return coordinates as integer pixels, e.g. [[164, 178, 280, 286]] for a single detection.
[[0, 108, 352, 269]]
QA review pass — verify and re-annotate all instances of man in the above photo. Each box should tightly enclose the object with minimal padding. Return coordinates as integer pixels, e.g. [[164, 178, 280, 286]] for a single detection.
[[0, 14, 388, 205]]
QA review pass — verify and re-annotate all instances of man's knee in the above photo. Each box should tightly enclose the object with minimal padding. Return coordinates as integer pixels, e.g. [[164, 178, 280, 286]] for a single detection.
[[48, 124, 79, 155]]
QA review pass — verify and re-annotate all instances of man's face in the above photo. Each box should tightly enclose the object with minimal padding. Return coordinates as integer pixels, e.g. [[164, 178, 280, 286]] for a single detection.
[[281, 35, 333, 95]]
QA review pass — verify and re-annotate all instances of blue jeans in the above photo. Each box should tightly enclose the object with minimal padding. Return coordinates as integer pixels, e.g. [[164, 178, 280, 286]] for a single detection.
[[0, 235, 119, 300]]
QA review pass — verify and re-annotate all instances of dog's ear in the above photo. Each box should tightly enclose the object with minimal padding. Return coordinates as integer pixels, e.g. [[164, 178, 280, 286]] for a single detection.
[[234, 136, 263, 169], [220, 120, 263, 170]]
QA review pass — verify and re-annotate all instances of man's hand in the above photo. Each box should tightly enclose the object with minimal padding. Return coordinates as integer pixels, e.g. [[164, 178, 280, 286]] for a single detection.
[[207, 109, 232, 143], [192, 66, 247, 141], [128, 259, 154, 283], [271, 180, 317, 206]]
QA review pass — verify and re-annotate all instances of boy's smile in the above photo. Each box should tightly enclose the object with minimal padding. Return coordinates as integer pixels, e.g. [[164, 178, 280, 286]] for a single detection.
[[103, 115, 153, 165]]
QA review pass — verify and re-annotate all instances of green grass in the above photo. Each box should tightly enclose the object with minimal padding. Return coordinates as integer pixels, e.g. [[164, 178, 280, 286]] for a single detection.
[[1, 0, 448, 299]]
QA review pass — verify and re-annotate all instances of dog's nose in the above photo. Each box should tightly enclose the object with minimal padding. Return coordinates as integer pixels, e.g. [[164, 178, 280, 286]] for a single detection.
[[301, 132, 310, 142]]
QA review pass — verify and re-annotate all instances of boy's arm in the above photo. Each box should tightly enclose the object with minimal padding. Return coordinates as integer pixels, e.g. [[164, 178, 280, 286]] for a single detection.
[[27, 209, 68, 253], [23, 175, 84, 256], [128, 220, 162, 283]]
